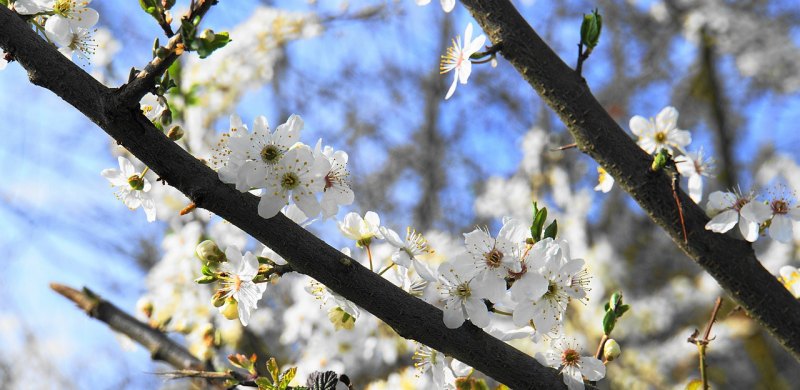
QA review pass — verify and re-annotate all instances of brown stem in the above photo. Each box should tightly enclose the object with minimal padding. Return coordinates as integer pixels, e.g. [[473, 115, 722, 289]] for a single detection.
[[50, 283, 208, 371], [594, 334, 609, 360]]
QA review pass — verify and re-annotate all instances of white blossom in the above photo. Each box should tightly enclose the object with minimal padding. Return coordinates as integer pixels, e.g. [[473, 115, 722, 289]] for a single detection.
[[705, 190, 771, 242], [675, 148, 715, 203], [217, 246, 267, 326], [415, 0, 456, 13], [381, 226, 437, 282], [101, 156, 156, 222], [536, 337, 605, 390], [440, 23, 485, 100], [593, 166, 614, 193], [629, 106, 691, 154]]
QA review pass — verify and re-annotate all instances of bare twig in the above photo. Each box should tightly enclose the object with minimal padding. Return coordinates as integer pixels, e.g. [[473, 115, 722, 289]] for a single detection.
[[50, 283, 209, 371], [687, 297, 724, 390]]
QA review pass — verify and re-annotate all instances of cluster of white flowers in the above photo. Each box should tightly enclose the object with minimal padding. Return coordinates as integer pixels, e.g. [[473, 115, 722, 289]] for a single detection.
[[705, 188, 800, 243], [332, 209, 602, 389], [213, 114, 354, 219], [598, 106, 714, 203], [14, 0, 100, 62]]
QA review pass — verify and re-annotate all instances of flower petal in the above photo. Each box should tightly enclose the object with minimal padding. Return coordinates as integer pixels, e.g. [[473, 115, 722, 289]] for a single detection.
[[705, 209, 739, 233]]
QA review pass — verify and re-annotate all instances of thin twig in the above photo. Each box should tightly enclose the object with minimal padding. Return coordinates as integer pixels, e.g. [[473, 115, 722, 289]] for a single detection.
[[117, 0, 218, 106], [687, 297, 724, 390], [551, 143, 577, 151], [671, 173, 688, 244], [593, 334, 609, 360], [50, 283, 209, 371]]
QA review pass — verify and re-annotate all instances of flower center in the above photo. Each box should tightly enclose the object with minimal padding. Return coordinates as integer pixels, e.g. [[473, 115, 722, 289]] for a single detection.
[[53, 0, 75, 16], [455, 282, 471, 298], [127, 174, 144, 191], [233, 275, 242, 292], [561, 348, 580, 367], [324, 172, 334, 190], [260, 145, 281, 164], [545, 281, 558, 297], [280, 172, 300, 190], [654, 131, 667, 143], [733, 197, 749, 211], [484, 248, 504, 268], [772, 199, 789, 215]]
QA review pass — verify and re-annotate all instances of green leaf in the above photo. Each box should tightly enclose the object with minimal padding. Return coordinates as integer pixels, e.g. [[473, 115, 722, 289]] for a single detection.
[[279, 367, 297, 389], [193, 275, 215, 284], [617, 304, 630, 317], [255, 377, 274, 390], [267, 357, 280, 383], [602, 310, 617, 335], [531, 205, 547, 242], [543, 220, 558, 240], [194, 31, 232, 59]]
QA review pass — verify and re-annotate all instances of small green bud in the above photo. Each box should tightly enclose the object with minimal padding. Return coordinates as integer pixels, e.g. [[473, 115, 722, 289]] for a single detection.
[[152, 37, 160, 57], [609, 291, 623, 311], [167, 125, 184, 141], [199, 28, 216, 43], [194, 275, 216, 284], [220, 298, 238, 320], [196, 240, 226, 263], [580, 9, 603, 49], [127, 174, 145, 191], [154, 46, 170, 60], [603, 339, 621, 361], [159, 107, 172, 126], [651, 148, 669, 171], [212, 291, 226, 308]]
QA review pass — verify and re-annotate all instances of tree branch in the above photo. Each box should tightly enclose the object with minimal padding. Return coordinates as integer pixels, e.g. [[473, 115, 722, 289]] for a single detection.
[[117, 0, 218, 106], [458, 0, 800, 361], [50, 283, 208, 371], [0, 7, 569, 389]]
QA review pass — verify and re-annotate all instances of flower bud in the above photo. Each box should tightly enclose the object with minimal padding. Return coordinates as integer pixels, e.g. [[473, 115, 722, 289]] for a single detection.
[[219, 298, 239, 320], [136, 297, 153, 318], [167, 125, 184, 141], [200, 29, 216, 43], [196, 240, 226, 263], [580, 9, 602, 49], [603, 339, 621, 361]]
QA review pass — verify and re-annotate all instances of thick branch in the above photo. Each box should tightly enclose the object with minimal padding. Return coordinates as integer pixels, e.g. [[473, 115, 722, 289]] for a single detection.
[[459, 0, 800, 361], [0, 8, 567, 389], [50, 283, 207, 370]]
